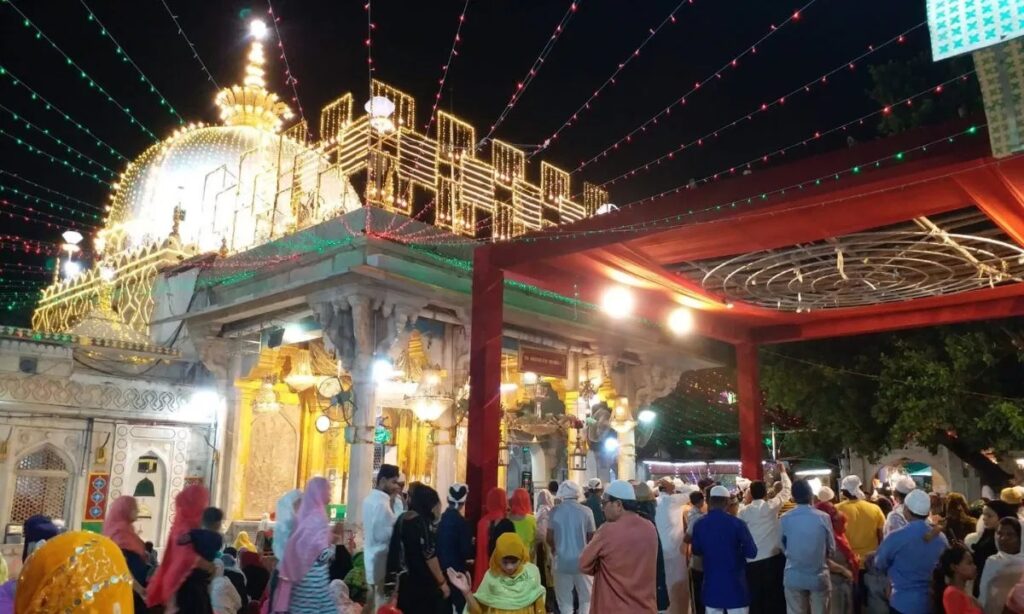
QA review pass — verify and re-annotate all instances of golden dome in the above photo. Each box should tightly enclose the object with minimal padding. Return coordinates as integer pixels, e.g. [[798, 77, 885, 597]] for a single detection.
[[97, 35, 361, 256]]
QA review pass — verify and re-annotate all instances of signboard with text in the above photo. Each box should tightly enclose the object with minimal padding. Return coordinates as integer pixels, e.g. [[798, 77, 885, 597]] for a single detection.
[[519, 345, 568, 378]]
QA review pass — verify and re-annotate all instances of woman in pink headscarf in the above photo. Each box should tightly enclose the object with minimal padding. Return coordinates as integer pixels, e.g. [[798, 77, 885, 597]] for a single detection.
[[146, 484, 211, 611], [103, 495, 150, 611], [272, 477, 338, 614]]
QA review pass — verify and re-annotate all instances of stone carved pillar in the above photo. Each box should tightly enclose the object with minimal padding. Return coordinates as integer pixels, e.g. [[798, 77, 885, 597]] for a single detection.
[[311, 289, 425, 524]]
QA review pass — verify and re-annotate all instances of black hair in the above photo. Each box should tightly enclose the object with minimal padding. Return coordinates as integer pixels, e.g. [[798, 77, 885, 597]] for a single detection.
[[875, 497, 894, 517], [621, 499, 642, 514], [689, 491, 705, 507], [750, 481, 767, 500], [548, 480, 559, 495], [376, 464, 399, 484], [145, 541, 154, 552], [409, 484, 441, 522], [932, 542, 972, 614], [999, 517, 1022, 552], [697, 477, 715, 492], [223, 546, 238, 557], [791, 479, 814, 505], [201, 506, 224, 528]]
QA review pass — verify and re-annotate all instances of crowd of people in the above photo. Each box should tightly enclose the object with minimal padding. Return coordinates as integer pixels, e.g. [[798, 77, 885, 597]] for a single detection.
[[5, 464, 1024, 614]]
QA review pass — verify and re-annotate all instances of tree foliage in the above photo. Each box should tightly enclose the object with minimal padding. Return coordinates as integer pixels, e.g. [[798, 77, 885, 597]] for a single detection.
[[761, 320, 1024, 487]]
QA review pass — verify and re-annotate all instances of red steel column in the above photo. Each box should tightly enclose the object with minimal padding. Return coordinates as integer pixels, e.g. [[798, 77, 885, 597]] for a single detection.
[[466, 247, 504, 524], [736, 342, 764, 480]]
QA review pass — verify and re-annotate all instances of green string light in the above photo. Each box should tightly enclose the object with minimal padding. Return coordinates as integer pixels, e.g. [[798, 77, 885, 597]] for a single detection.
[[2, 0, 159, 140], [0, 127, 111, 187], [0, 184, 101, 220], [79, 0, 184, 125], [0, 64, 132, 158], [0, 198, 98, 229], [0, 169, 102, 211], [0, 103, 116, 177]]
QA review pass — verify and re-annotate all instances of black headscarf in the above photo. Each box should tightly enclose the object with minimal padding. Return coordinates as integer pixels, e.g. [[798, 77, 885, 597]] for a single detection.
[[21, 515, 59, 561]]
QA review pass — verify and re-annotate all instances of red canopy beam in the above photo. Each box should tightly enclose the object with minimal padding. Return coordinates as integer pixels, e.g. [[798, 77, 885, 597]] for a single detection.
[[466, 247, 504, 524], [736, 342, 764, 480]]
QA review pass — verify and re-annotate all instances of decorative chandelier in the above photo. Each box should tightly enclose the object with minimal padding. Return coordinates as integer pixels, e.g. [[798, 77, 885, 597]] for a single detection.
[[365, 96, 397, 134], [408, 367, 452, 423], [284, 349, 320, 392], [251, 377, 281, 414], [570, 423, 587, 471]]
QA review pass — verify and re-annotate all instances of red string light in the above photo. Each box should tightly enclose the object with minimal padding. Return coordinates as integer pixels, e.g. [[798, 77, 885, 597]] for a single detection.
[[424, 0, 472, 133], [595, 22, 930, 188], [0, 170, 101, 211], [527, 0, 692, 158], [619, 73, 976, 206], [0, 198, 98, 230], [266, 0, 306, 126], [478, 0, 583, 147], [572, 0, 829, 173]]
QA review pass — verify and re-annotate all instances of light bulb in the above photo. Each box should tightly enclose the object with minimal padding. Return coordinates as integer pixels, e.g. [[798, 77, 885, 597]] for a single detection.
[[667, 307, 695, 335], [638, 409, 657, 424], [601, 286, 634, 319], [63, 260, 82, 278], [249, 19, 268, 40]]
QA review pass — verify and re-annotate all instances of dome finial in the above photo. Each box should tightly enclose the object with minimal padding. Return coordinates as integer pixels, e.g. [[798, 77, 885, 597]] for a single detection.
[[214, 20, 294, 132]]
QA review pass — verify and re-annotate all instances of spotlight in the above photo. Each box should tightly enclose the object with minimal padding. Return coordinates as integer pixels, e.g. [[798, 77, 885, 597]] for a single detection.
[[315, 414, 332, 433], [638, 409, 657, 424], [522, 372, 538, 385], [667, 307, 695, 335], [372, 358, 394, 382], [601, 286, 635, 319], [249, 19, 268, 39], [99, 266, 115, 282], [603, 437, 620, 452], [63, 260, 82, 278]]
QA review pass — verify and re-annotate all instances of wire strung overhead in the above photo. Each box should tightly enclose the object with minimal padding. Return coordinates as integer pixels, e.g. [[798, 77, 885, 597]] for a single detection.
[[0, 127, 112, 187], [0, 198, 99, 230], [0, 103, 117, 178], [575, 0, 819, 173], [267, 0, 306, 126], [598, 23, 929, 189], [0, 184, 102, 219], [0, 65, 129, 161], [478, 0, 582, 148], [528, 0, 692, 158], [424, 0, 472, 133], [78, 0, 185, 125], [3, 1, 159, 140], [0, 170, 101, 210], [157, 0, 221, 90]]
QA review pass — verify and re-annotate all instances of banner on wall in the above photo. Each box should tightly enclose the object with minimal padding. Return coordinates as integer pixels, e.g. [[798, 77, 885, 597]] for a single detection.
[[519, 345, 568, 378], [927, 0, 1024, 60], [84, 473, 110, 524]]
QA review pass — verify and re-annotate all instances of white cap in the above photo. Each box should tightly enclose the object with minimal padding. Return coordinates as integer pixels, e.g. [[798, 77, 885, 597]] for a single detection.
[[841, 475, 866, 500], [448, 483, 469, 504], [817, 486, 835, 502], [894, 476, 916, 495], [709, 485, 731, 498], [735, 477, 752, 492], [587, 478, 604, 491], [904, 489, 931, 516], [606, 480, 637, 501], [672, 478, 685, 491], [557, 481, 582, 500]]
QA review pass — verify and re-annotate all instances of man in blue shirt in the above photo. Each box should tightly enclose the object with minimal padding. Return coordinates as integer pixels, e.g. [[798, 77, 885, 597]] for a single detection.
[[873, 489, 948, 614], [691, 485, 758, 614], [780, 479, 835, 614]]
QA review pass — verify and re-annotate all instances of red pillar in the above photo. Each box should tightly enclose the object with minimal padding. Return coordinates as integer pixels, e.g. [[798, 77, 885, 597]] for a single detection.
[[736, 342, 764, 480], [466, 247, 504, 524]]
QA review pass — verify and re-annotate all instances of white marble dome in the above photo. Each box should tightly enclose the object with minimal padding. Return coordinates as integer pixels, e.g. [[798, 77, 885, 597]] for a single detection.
[[104, 123, 361, 254]]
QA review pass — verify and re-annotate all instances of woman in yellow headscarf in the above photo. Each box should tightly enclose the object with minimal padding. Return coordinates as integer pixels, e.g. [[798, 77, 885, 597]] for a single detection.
[[15, 530, 133, 613], [446, 532, 545, 614], [234, 530, 257, 553]]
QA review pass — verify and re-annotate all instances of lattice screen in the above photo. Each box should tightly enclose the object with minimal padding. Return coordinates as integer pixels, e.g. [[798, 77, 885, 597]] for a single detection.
[[11, 447, 70, 523]]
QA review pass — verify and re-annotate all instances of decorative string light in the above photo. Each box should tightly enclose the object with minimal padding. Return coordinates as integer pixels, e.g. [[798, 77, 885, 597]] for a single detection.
[[0, 127, 112, 187], [2, 0, 159, 140], [529, 0, 692, 158], [576, 2, 907, 174], [0, 185, 101, 219], [157, 0, 221, 90], [606, 70, 975, 194], [0, 198, 98, 229], [365, 1, 375, 99], [78, 0, 184, 124], [478, 0, 582, 147], [424, 0, 472, 133], [0, 261, 53, 274], [0, 64, 131, 159], [267, 0, 306, 125], [0, 103, 116, 177], [0, 170, 100, 210], [408, 124, 986, 246]]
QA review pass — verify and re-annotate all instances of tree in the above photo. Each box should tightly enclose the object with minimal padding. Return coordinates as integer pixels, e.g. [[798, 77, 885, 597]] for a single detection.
[[867, 52, 982, 136], [760, 320, 1024, 488]]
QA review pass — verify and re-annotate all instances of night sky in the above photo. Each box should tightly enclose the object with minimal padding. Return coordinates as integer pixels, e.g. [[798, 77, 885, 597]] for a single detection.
[[0, 0, 931, 324]]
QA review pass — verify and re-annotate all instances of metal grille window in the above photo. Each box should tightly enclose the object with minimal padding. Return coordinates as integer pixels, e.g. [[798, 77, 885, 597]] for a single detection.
[[11, 446, 70, 523]]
